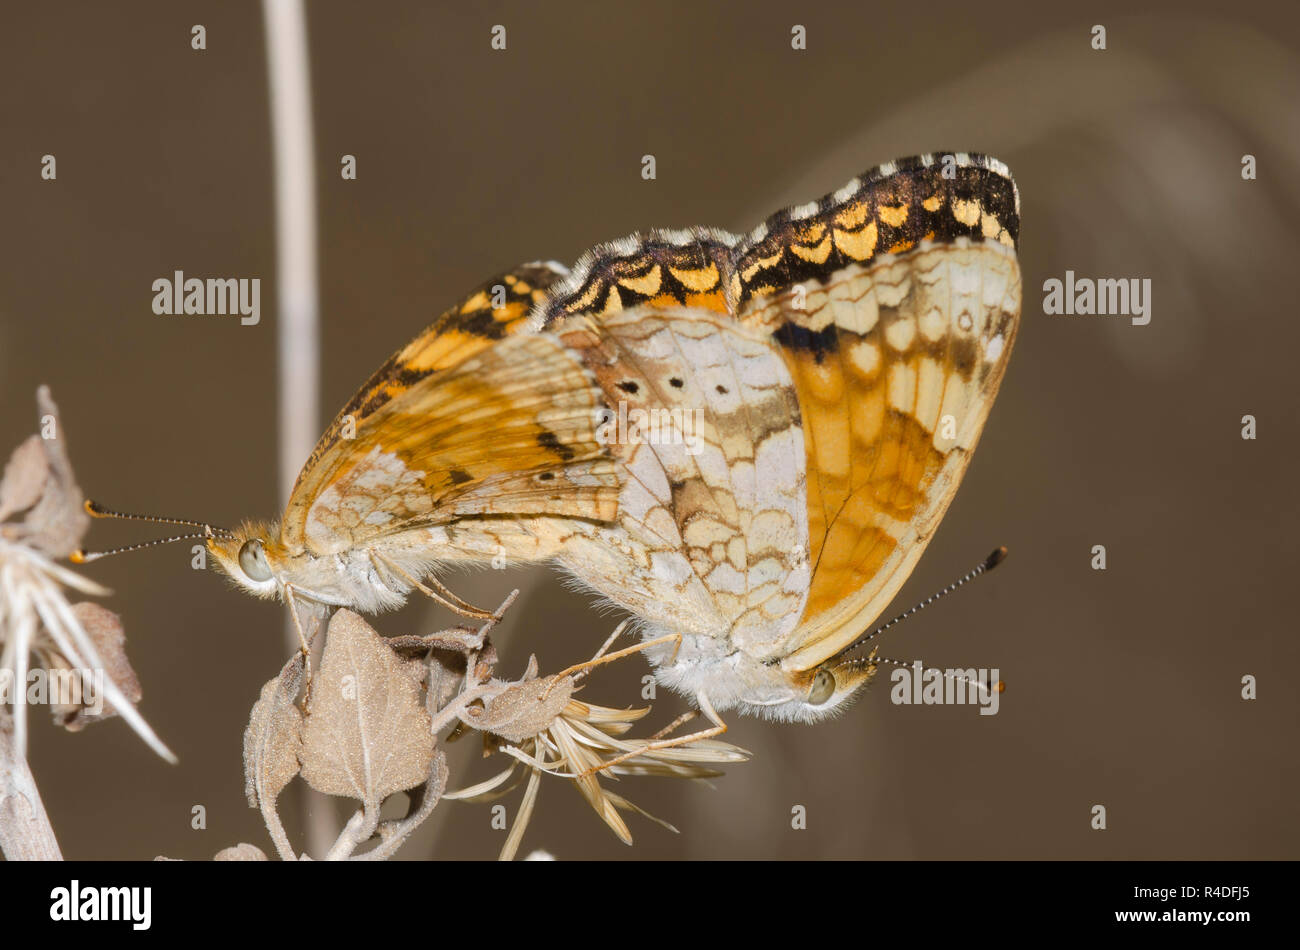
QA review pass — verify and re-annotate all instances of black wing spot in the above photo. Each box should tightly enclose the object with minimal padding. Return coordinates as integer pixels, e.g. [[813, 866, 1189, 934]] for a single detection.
[[773, 321, 838, 364], [617, 380, 640, 394], [537, 429, 576, 461], [537, 472, 555, 481], [715, 384, 728, 394], [448, 469, 473, 485], [457, 307, 509, 340], [669, 377, 684, 389]]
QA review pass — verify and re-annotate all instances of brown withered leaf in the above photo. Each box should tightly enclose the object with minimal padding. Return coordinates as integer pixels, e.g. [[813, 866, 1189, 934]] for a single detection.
[[214, 843, 269, 861], [243, 654, 305, 809], [299, 610, 434, 806], [19, 387, 90, 557], [425, 651, 467, 719], [0, 435, 48, 522], [461, 671, 575, 744], [44, 602, 142, 731]]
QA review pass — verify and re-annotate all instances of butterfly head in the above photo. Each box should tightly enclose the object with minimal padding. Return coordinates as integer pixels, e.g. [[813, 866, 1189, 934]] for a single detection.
[[71, 501, 257, 580], [205, 520, 286, 601], [732, 652, 881, 722], [789, 654, 883, 718], [74, 500, 431, 613], [68, 500, 287, 601], [752, 546, 1011, 721], [644, 630, 881, 723], [646, 547, 1010, 722], [207, 520, 422, 613]]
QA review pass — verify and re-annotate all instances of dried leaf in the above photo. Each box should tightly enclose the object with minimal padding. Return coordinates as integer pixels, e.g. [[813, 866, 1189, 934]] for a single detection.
[[215, 843, 269, 861], [243, 655, 304, 808], [0, 436, 48, 522], [461, 674, 574, 744], [300, 610, 434, 806], [22, 387, 90, 557], [425, 651, 466, 715], [356, 749, 449, 861], [45, 602, 141, 731]]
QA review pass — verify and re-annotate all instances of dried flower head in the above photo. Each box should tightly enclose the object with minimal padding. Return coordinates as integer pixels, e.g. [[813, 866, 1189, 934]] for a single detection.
[[0, 386, 171, 762], [447, 626, 750, 859]]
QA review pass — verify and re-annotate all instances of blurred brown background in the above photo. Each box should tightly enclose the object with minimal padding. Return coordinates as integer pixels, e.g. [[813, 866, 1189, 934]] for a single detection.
[[2, 0, 1297, 860]]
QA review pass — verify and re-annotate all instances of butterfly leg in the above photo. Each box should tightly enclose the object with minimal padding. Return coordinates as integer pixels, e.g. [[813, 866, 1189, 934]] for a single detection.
[[542, 625, 682, 698], [390, 589, 519, 691], [585, 620, 634, 667], [421, 590, 522, 737], [648, 709, 700, 741], [283, 584, 320, 703], [370, 551, 495, 619], [577, 689, 727, 778]]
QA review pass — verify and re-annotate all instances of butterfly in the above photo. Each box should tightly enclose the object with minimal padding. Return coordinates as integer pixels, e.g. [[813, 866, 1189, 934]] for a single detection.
[[78, 152, 1019, 737], [532, 152, 1021, 731], [202, 261, 626, 638]]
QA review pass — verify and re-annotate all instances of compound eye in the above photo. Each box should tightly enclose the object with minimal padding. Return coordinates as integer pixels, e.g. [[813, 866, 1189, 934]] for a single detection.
[[238, 538, 272, 582], [808, 669, 836, 706]]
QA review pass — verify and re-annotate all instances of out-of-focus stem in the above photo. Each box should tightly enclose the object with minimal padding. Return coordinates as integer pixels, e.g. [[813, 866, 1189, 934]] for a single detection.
[[262, 0, 332, 857], [0, 713, 63, 860]]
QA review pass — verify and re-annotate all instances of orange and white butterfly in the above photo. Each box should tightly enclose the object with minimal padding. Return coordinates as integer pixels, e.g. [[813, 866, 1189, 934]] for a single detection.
[[83, 152, 1020, 731], [536, 152, 1020, 725]]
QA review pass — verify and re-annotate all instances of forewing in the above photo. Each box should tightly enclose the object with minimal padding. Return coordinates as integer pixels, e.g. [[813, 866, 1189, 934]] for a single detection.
[[732, 154, 1022, 670], [281, 263, 619, 554], [535, 229, 738, 326]]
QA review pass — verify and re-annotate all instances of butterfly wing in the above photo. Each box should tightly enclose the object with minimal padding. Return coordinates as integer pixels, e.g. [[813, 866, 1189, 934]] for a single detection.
[[280, 263, 619, 555], [535, 228, 738, 325], [545, 153, 1021, 671], [731, 153, 1022, 670], [553, 306, 809, 652]]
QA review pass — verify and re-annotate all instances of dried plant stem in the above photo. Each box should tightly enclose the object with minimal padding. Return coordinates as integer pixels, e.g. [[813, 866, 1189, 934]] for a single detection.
[[323, 805, 379, 861], [259, 785, 298, 862], [0, 713, 62, 860], [261, 0, 327, 856], [353, 753, 448, 861]]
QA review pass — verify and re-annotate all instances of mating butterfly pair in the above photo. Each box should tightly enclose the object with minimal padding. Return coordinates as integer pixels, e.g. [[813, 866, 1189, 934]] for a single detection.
[[93, 152, 1022, 736]]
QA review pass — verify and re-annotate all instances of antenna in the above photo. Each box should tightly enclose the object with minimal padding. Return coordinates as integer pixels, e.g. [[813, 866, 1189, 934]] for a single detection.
[[70, 498, 234, 563], [839, 546, 1007, 659], [850, 651, 1005, 699], [71, 532, 218, 563]]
